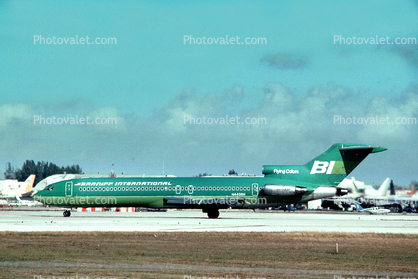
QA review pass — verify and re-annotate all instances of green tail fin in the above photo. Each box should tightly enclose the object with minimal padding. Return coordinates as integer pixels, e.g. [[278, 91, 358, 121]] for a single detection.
[[263, 143, 387, 186]]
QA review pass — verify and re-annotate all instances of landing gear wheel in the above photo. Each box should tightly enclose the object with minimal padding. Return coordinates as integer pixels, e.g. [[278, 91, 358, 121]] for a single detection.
[[207, 210, 219, 219], [63, 210, 71, 217]]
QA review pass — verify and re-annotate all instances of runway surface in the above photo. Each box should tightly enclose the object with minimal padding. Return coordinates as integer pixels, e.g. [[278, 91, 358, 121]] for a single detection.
[[1, 209, 418, 233]]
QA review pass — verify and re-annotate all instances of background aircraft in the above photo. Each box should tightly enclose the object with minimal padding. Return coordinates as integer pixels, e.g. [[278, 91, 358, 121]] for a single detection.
[[355, 203, 390, 214], [321, 177, 391, 210], [0, 175, 36, 199], [358, 180, 418, 212], [323, 178, 418, 213]]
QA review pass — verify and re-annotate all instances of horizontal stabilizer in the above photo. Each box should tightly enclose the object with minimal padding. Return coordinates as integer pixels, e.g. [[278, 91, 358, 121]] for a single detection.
[[340, 145, 387, 153]]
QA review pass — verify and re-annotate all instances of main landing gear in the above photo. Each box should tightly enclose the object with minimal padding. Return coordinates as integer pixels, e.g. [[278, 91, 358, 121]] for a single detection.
[[203, 207, 220, 218], [63, 210, 71, 217], [207, 210, 219, 219]]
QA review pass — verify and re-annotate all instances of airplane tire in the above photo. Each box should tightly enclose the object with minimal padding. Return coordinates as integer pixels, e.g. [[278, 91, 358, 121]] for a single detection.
[[63, 210, 71, 217], [390, 205, 402, 213], [207, 210, 219, 219]]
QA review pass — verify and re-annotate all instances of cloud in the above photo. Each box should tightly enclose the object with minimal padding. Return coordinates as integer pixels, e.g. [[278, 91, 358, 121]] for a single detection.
[[2, 83, 417, 182], [0, 103, 33, 131], [88, 106, 126, 133], [356, 91, 418, 141], [141, 83, 418, 167], [389, 43, 418, 67], [260, 53, 307, 69]]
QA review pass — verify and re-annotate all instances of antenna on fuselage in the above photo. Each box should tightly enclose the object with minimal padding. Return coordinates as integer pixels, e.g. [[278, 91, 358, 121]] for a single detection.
[[110, 164, 116, 178]]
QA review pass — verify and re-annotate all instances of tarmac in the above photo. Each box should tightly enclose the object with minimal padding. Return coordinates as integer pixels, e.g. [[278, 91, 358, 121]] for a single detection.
[[1, 208, 418, 233]]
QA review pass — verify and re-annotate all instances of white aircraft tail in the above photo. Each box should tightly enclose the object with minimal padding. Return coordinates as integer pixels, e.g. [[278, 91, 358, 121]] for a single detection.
[[22, 175, 36, 195], [376, 178, 390, 196]]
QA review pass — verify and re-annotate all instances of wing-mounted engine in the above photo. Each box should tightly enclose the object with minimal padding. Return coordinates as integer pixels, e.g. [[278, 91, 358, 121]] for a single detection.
[[263, 184, 307, 196]]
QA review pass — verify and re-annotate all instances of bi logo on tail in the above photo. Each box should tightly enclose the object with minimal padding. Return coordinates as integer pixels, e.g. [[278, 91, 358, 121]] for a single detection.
[[310, 161, 336, 174]]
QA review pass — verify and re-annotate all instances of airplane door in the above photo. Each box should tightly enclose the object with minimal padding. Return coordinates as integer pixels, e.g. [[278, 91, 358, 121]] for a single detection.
[[188, 185, 194, 195], [175, 185, 181, 195], [65, 182, 73, 197], [252, 183, 259, 196]]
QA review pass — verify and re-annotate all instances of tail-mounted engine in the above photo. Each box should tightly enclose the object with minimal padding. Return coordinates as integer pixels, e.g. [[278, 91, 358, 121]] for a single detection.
[[263, 184, 307, 196]]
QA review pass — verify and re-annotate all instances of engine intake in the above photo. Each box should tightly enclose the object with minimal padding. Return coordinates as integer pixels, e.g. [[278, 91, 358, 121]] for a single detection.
[[336, 188, 348, 196]]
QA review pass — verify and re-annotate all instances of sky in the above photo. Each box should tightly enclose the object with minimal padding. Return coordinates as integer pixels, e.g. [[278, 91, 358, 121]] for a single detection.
[[1, 0, 418, 186]]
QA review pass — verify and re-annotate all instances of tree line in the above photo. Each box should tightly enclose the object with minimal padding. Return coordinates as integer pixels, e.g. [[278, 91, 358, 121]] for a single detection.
[[4, 161, 83, 186]]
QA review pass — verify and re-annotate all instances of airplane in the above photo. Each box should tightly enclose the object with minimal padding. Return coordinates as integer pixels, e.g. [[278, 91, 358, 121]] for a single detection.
[[321, 177, 391, 211], [0, 175, 36, 199], [355, 203, 390, 214], [392, 182, 417, 198], [32, 143, 387, 218], [357, 180, 418, 212]]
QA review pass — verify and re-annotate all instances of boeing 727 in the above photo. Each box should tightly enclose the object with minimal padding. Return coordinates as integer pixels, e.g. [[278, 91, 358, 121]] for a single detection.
[[32, 143, 387, 218]]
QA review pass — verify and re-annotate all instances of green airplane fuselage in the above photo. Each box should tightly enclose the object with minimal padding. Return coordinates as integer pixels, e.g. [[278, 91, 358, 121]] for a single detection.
[[33, 176, 318, 208]]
